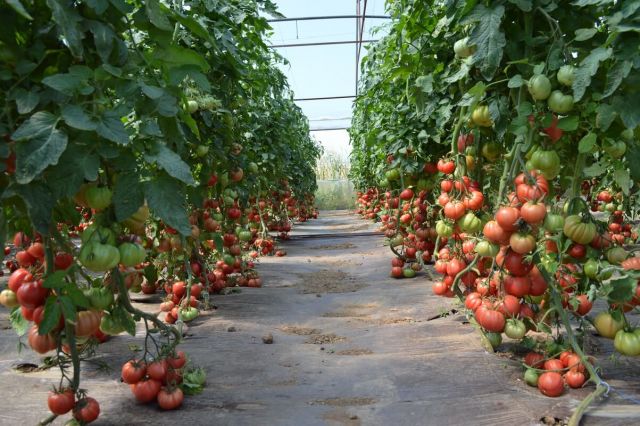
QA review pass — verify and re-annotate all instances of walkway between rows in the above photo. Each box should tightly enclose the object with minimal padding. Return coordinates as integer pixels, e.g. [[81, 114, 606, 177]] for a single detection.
[[1, 211, 638, 425]]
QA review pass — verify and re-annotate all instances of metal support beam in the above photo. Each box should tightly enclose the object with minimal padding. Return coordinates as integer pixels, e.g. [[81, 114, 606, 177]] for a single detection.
[[310, 127, 351, 131], [270, 39, 377, 48], [268, 15, 389, 23], [294, 95, 355, 101]]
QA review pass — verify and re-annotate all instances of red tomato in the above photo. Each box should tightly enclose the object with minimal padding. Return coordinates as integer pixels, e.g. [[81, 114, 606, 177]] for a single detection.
[[157, 387, 184, 410], [538, 372, 564, 397], [524, 352, 544, 368], [495, 206, 520, 231], [73, 397, 100, 423], [565, 370, 586, 388], [16, 280, 48, 309], [121, 360, 147, 384], [147, 359, 168, 381], [131, 378, 162, 403], [48, 388, 75, 415], [544, 359, 565, 372], [8, 268, 33, 292]]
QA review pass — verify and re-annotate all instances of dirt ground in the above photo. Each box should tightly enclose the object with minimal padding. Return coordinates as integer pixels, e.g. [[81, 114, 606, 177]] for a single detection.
[[0, 210, 639, 425]]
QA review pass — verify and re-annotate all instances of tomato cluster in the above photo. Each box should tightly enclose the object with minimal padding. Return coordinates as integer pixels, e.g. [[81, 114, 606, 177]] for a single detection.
[[122, 350, 188, 410], [523, 350, 588, 397]]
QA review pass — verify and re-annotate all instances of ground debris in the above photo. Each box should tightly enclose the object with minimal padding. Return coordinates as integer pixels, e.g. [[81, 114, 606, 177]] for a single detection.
[[305, 333, 346, 344], [262, 333, 274, 344]]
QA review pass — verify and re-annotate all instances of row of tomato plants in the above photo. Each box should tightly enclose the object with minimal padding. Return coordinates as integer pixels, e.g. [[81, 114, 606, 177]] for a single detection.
[[0, 1, 319, 424], [351, 0, 640, 422]]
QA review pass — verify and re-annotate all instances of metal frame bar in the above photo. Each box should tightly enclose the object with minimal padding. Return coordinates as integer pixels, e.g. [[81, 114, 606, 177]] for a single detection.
[[294, 95, 356, 101], [270, 39, 377, 48], [268, 15, 389, 23], [310, 127, 351, 131]]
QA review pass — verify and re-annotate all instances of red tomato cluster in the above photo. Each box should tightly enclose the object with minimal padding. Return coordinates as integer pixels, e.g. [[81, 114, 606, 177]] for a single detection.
[[122, 351, 187, 410]]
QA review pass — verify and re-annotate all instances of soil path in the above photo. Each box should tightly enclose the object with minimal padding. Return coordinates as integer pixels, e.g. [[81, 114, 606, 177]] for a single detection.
[[0, 211, 639, 425]]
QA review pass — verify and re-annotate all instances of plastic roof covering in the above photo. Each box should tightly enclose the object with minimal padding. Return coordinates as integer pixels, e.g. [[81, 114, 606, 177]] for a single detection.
[[266, 0, 389, 133]]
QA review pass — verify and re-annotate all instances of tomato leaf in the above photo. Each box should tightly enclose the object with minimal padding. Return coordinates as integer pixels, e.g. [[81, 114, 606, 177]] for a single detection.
[[46, 0, 84, 57], [213, 232, 224, 253], [9, 307, 29, 337], [574, 28, 597, 41], [152, 46, 210, 72], [65, 285, 91, 309], [613, 166, 631, 195], [43, 271, 68, 289], [144, 143, 196, 186], [5, 0, 33, 19], [58, 295, 76, 321], [595, 104, 617, 131], [146, 0, 173, 31], [113, 172, 145, 222], [606, 275, 636, 303], [113, 305, 136, 336], [578, 132, 597, 153], [3, 181, 54, 234], [557, 116, 579, 131], [145, 174, 191, 235], [12, 111, 68, 184], [96, 110, 129, 145], [61, 105, 97, 131], [572, 47, 612, 102], [12, 88, 40, 114], [602, 60, 632, 99], [463, 4, 506, 80], [507, 0, 532, 12], [507, 74, 524, 88], [39, 297, 61, 335], [612, 94, 640, 129]]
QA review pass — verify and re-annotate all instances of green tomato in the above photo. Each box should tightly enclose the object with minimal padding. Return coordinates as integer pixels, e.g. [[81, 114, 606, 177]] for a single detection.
[[390, 235, 404, 247], [0, 289, 19, 308], [187, 100, 199, 113], [118, 243, 146, 267], [607, 246, 628, 265], [248, 162, 259, 173], [481, 141, 501, 162], [457, 212, 482, 234], [79, 242, 120, 272], [416, 178, 432, 191], [180, 307, 199, 322], [621, 128, 635, 142], [435, 220, 454, 238], [583, 258, 599, 279], [485, 332, 502, 349], [530, 149, 560, 179], [85, 186, 113, 211], [593, 311, 624, 339], [504, 318, 527, 340], [81, 225, 117, 246], [564, 215, 597, 244], [239, 231, 253, 242], [453, 37, 475, 58], [556, 65, 575, 87], [472, 105, 492, 127], [524, 368, 539, 387], [548, 90, 574, 114], [544, 213, 564, 233], [475, 240, 499, 257], [528, 74, 552, 100], [613, 329, 640, 356], [403, 268, 416, 278], [223, 254, 235, 266], [385, 169, 400, 181], [195, 145, 209, 157], [603, 140, 626, 159], [218, 172, 229, 188], [87, 287, 114, 310]]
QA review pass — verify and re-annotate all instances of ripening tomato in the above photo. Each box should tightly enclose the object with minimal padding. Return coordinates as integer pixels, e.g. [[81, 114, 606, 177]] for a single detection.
[[73, 397, 100, 423], [495, 206, 520, 231], [168, 351, 187, 369], [503, 250, 533, 277], [147, 359, 168, 381], [131, 378, 162, 403], [520, 202, 546, 224], [48, 388, 75, 415], [538, 372, 564, 397], [565, 370, 586, 389], [122, 360, 147, 384], [157, 387, 184, 410]]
